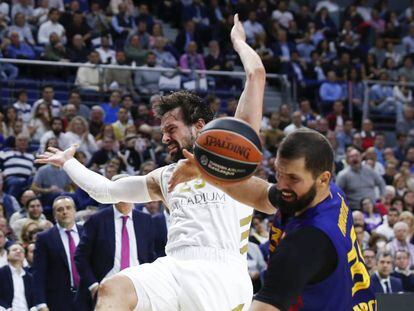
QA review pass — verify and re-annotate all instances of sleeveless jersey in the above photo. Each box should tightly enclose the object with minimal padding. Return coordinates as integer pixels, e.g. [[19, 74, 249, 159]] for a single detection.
[[159, 164, 254, 258], [269, 183, 377, 311]]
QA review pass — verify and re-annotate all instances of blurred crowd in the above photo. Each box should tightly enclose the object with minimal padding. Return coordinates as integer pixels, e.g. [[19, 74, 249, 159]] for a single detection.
[[0, 0, 414, 309]]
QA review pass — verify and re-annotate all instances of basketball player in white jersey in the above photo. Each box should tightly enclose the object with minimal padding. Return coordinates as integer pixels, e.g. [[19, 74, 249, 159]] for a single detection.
[[36, 14, 265, 311]]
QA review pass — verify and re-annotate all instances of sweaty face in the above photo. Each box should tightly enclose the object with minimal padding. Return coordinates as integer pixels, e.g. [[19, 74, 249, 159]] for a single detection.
[[273, 157, 318, 215], [161, 108, 195, 162]]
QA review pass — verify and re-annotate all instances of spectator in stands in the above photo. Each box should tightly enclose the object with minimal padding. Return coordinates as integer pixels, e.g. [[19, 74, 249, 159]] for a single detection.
[[11, 0, 34, 21], [242, 10, 265, 45], [8, 13, 35, 46], [363, 248, 377, 275], [65, 116, 98, 160], [112, 106, 132, 141], [130, 20, 151, 50], [13, 90, 31, 127], [31, 157, 72, 208], [399, 211, 414, 243], [134, 52, 161, 95], [104, 50, 138, 98], [319, 70, 344, 113], [397, 104, 414, 134], [393, 75, 412, 106], [363, 147, 385, 176], [33, 196, 83, 311], [124, 34, 148, 66], [0, 50, 19, 80], [263, 112, 284, 155], [270, 29, 296, 64], [66, 11, 91, 46], [326, 100, 347, 131], [37, 8, 66, 45], [179, 41, 206, 74], [360, 119, 376, 150], [376, 207, 400, 241], [250, 215, 269, 245], [152, 37, 177, 69], [111, 2, 135, 48], [247, 241, 266, 294], [336, 148, 385, 210], [11, 197, 46, 240], [33, 0, 49, 26], [399, 56, 414, 82], [96, 36, 115, 65], [283, 110, 303, 135], [86, 2, 111, 40], [402, 23, 414, 55], [386, 221, 414, 267], [6, 31, 35, 62], [68, 90, 90, 120], [20, 219, 43, 246], [28, 102, 51, 142], [0, 133, 34, 199], [0, 229, 6, 268], [33, 85, 62, 118], [88, 136, 117, 169], [361, 197, 382, 232], [392, 250, 414, 291], [75, 174, 157, 309], [102, 90, 121, 124], [2, 106, 19, 138], [174, 20, 202, 54], [0, 243, 35, 310], [67, 34, 89, 63], [371, 252, 403, 293], [42, 32, 69, 64], [9, 189, 36, 227], [0, 175, 20, 222], [39, 117, 69, 153], [75, 50, 101, 92], [88, 105, 105, 138]]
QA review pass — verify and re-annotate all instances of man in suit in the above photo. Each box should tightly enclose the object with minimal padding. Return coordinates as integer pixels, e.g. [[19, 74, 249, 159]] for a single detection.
[[0, 243, 35, 310], [33, 196, 82, 311], [75, 174, 156, 310], [391, 250, 414, 292], [371, 252, 403, 294]]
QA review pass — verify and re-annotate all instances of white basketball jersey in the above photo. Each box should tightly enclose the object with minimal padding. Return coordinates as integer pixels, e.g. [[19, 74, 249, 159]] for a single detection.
[[159, 164, 254, 257]]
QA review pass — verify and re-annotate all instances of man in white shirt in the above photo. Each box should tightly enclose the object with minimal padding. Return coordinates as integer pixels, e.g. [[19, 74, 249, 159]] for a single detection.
[[32, 85, 62, 118], [243, 10, 265, 44], [283, 111, 304, 135], [37, 8, 66, 45], [374, 207, 400, 241], [75, 50, 102, 92], [96, 36, 116, 64], [39, 117, 70, 153], [271, 1, 294, 29], [0, 243, 35, 310], [33, 196, 82, 311]]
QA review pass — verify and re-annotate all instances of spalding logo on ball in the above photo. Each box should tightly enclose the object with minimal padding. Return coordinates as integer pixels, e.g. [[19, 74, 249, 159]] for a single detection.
[[194, 117, 263, 182]]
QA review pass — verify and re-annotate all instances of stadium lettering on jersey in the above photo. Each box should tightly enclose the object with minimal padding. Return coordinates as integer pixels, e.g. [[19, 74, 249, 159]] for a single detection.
[[204, 135, 251, 160], [171, 192, 227, 209]]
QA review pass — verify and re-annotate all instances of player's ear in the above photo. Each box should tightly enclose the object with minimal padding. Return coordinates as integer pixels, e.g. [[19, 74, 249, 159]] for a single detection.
[[318, 171, 331, 187]]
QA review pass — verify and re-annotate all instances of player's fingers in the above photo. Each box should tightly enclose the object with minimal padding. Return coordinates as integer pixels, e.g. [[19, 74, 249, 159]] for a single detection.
[[36, 154, 50, 159], [183, 149, 195, 162], [34, 158, 47, 163]]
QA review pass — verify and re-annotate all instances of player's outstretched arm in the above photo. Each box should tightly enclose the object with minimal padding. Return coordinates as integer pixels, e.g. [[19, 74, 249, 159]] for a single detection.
[[232, 13, 266, 134], [36, 145, 163, 203], [168, 150, 276, 214]]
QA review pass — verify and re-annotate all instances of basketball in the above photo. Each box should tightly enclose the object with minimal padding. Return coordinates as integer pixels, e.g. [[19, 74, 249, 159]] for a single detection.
[[194, 117, 263, 182]]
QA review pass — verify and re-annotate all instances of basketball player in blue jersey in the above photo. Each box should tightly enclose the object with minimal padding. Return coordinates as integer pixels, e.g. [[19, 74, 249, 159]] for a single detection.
[[169, 129, 377, 311]]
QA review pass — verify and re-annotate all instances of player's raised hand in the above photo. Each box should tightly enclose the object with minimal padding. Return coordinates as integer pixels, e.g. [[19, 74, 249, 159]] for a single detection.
[[168, 150, 199, 192], [231, 14, 246, 45], [35, 144, 78, 168]]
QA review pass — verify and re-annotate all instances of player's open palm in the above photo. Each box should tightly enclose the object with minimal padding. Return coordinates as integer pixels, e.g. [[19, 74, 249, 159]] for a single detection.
[[35, 145, 78, 168], [168, 150, 201, 192], [231, 14, 246, 44]]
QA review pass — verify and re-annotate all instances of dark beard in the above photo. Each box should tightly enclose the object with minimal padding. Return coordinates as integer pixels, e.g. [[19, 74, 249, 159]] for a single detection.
[[171, 143, 194, 162], [273, 182, 317, 215]]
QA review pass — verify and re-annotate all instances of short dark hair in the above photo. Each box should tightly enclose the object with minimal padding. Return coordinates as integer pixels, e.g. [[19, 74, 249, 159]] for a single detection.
[[278, 129, 334, 178], [154, 91, 214, 125], [50, 116, 63, 126], [25, 197, 41, 209]]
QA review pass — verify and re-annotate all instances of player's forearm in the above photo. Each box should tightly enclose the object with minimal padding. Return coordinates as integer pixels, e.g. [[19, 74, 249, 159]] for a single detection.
[[210, 176, 275, 214], [233, 39, 266, 134], [62, 158, 152, 204]]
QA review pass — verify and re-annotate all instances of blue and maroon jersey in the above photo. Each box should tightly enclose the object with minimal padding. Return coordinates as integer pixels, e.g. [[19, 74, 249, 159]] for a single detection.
[[269, 183, 377, 311]]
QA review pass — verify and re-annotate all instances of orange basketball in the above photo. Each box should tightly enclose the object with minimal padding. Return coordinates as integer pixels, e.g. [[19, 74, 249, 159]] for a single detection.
[[194, 117, 263, 182]]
